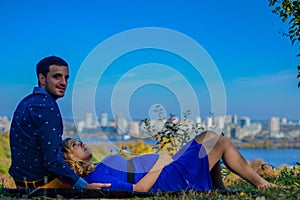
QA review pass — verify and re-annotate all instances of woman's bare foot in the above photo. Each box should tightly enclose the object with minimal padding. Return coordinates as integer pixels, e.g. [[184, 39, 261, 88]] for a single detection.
[[256, 180, 277, 189]]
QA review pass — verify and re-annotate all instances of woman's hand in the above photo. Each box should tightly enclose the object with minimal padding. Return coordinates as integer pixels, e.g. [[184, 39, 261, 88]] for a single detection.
[[86, 183, 111, 189], [133, 154, 173, 192]]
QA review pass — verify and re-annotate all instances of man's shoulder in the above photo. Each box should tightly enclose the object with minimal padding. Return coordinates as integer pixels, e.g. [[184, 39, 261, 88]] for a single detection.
[[18, 91, 55, 109], [20, 92, 50, 103]]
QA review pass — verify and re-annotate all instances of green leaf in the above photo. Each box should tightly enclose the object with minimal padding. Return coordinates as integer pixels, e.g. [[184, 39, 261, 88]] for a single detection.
[[273, 6, 280, 13], [290, 21, 298, 28], [298, 81, 300, 87], [283, 16, 288, 22], [289, 29, 296, 34]]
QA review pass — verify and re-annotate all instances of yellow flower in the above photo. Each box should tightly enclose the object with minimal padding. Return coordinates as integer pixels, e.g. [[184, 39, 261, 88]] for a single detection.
[[255, 196, 266, 200], [240, 191, 245, 197]]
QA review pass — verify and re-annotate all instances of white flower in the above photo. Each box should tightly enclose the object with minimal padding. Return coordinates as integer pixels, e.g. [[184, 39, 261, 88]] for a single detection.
[[171, 117, 179, 125]]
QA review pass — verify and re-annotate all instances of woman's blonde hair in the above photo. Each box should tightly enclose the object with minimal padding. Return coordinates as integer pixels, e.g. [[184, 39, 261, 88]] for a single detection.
[[62, 138, 96, 177]]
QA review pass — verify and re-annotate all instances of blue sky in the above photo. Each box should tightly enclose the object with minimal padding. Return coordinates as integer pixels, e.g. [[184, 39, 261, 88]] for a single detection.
[[1, 0, 299, 121]]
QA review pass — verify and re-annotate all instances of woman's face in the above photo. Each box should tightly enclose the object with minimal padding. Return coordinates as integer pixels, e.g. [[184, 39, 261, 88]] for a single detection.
[[66, 139, 92, 162]]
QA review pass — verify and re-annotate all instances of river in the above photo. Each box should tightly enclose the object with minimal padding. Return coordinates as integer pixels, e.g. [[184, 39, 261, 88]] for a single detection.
[[238, 148, 300, 167]]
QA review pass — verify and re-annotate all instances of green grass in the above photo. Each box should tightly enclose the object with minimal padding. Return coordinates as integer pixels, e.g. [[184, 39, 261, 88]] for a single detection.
[[0, 164, 298, 199]]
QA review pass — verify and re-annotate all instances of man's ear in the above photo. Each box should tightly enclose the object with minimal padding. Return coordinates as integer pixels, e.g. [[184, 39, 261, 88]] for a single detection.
[[38, 73, 46, 88]]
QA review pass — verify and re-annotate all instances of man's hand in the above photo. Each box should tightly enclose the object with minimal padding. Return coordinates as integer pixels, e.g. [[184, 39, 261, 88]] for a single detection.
[[86, 183, 111, 189]]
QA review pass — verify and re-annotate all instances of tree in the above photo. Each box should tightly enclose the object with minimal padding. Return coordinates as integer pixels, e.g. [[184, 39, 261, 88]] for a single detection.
[[269, 0, 300, 87]]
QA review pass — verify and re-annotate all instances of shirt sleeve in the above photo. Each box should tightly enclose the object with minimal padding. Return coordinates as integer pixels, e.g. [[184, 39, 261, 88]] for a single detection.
[[73, 177, 88, 189], [86, 173, 133, 191], [85, 162, 133, 191], [101, 175, 133, 191], [36, 102, 82, 187]]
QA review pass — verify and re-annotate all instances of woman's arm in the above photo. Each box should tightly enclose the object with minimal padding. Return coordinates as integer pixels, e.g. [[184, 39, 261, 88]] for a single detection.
[[133, 154, 173, 192]]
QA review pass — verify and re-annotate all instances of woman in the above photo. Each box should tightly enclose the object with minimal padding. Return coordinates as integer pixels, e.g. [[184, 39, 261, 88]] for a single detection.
[[62, 131, 275, 193]]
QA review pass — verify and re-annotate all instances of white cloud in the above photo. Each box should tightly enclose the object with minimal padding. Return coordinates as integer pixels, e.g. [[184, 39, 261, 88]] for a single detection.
[[231, 70, 296, 86]]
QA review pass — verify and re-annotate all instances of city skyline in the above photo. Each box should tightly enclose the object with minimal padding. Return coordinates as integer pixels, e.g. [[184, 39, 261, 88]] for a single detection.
[[2, 111, 299, 123], [1, 111, 300, 141], [74, 111, 299, 122], [1, 1, 300, 121]]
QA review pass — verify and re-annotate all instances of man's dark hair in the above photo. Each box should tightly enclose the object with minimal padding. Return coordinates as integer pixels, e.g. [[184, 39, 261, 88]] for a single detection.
[[36, 55, 68, 77]]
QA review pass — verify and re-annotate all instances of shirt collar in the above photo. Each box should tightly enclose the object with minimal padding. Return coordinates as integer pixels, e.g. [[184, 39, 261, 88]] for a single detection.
[[33, 87, 55, 100]]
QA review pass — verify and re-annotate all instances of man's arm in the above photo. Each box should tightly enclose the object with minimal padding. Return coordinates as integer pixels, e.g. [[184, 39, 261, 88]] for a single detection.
[[37, 107, 82, 186], [37, 105, 111, 189], [133, 154, 173, 192]]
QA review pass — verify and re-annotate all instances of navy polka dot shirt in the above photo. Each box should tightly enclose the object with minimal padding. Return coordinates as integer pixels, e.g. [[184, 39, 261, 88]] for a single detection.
[[9, 87, 87, 188]]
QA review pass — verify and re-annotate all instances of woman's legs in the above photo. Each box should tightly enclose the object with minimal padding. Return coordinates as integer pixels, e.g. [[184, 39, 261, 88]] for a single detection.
[[210, 160, 227, 190], [195, 131, 273, 188]]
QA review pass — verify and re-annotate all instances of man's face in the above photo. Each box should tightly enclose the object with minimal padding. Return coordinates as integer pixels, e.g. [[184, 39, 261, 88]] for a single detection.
[[39, 65, 69, 99]]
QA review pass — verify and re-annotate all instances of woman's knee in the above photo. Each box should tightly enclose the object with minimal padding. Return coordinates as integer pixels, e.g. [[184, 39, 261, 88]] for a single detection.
[[195, 130, 219, 144]]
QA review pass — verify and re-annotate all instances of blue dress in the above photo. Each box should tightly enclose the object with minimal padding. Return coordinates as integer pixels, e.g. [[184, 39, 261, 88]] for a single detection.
[[85, 139, 212, 192]]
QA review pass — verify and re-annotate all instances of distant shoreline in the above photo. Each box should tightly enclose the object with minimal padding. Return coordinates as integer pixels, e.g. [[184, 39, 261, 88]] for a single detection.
[[67, 133, 300, 149], [231, 138, 300, 149]]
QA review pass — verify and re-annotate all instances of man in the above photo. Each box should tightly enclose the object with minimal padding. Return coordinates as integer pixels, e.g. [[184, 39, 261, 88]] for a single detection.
[[9, 55, 110, 189]]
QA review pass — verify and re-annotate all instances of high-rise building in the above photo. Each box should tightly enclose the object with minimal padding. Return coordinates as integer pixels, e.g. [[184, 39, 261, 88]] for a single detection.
[[269, 117, 280, 135], [225, 115, 232, 124], [206, 116, 213, 129], [232, 115, 238, 125], [240, 116, 250, 128], [100, 112, 108, 126], [0, 116, 10, 133], [281, 118, 287, 125], [76, 120, 85, 132], [116, 113, 128, 135], [195, 116, 201, 124], [214, 116, 225, 130], [129, 121, 139, 136], [85, 112, 93, 128]]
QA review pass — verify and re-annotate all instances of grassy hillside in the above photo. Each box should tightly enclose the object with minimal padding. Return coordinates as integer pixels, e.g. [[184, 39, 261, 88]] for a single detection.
[[0, 133, 15, 188], [0, 134, 299, 199]]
